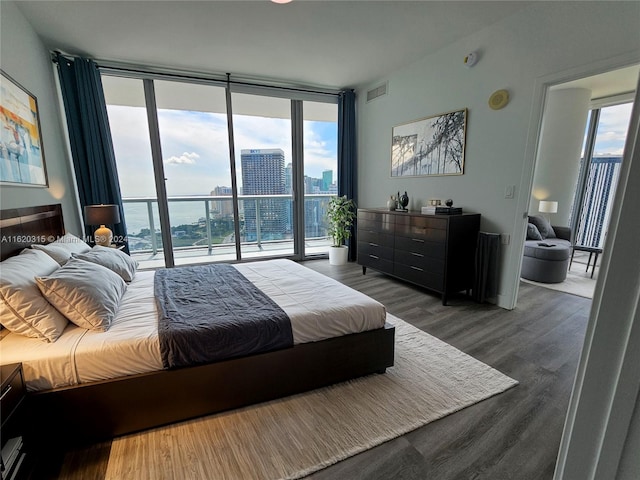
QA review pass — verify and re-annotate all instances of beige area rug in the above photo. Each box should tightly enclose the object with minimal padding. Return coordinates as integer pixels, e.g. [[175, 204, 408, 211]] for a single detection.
[[105, 316, 518, 480], [521, 255, 598, 299]]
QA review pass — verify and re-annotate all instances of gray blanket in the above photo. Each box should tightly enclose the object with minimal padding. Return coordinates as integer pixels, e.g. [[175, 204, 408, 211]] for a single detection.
[[154, 264, 293, 369]]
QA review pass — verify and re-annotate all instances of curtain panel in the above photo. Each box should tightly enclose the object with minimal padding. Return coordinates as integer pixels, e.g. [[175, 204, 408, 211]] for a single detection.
[[338, 90, 357, 261], [55, 54, 129, 252]]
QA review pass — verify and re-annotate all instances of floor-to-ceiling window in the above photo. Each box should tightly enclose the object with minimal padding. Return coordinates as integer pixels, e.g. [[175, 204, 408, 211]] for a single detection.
[[571, 101, 633, 248], [102, 72, 338, 268]]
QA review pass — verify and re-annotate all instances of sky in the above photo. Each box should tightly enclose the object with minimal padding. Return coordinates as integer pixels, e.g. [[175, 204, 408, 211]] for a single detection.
[[590, 102, 633, 157], [107, 105, 338, 198]]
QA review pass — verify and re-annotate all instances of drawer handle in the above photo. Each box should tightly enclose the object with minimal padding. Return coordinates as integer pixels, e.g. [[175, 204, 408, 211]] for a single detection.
[[369, 254, 379, 260], [0, 384, 12, 402], [412, 238, 425, 243], [369, 242, 379, 247], [410, 266, 424, 272], [411, 252, 424, 257]]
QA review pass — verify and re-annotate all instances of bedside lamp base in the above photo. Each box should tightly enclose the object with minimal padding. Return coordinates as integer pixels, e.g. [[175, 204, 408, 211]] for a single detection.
[[94, 225, 113, 247]]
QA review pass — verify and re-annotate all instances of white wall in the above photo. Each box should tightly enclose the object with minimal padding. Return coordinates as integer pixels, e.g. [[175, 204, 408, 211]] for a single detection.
[[529, 88, 591, 225], [0, 1, 82, 234], [356, 1, 640, 308]]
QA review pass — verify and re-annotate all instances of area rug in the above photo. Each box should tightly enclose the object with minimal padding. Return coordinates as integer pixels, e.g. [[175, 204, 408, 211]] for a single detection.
[[105, 316, 518, 480], [521, 256, 597, 299]]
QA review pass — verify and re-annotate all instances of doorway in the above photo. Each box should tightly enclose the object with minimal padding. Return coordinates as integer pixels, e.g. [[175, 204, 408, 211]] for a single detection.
[[522, 64, 639, 299]]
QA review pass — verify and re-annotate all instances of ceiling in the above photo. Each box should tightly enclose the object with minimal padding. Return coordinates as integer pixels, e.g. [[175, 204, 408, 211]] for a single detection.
[[551, 64, 640, 100], [14, 0, 533, 90]]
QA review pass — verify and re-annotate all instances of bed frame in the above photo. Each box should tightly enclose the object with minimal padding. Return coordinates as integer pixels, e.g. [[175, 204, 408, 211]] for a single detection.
[[0, 204, 395, 447]]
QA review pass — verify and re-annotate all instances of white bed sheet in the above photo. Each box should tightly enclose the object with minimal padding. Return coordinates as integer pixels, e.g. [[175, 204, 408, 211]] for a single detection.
[[0, 259, 386, 392]]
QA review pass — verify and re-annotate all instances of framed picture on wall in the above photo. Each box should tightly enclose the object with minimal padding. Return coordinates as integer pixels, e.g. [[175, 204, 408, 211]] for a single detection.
[[391, 108, 467, 177], [0, 70, 48, 186]]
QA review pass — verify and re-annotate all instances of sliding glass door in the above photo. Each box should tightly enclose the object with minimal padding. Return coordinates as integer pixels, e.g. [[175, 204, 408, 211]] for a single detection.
[[303, 101, 338, 255], [154, 80, 233, 265], [103, 76, 167, 267], [231, 93, 294, 259], [103, 73, 338, 268]]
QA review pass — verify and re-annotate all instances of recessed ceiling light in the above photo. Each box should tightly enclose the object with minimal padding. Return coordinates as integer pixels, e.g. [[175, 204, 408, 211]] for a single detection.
[[271, 0, 293, 4]]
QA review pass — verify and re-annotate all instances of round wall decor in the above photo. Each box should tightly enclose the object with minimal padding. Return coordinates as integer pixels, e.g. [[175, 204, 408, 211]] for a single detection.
[[488, 89, 510, 110]]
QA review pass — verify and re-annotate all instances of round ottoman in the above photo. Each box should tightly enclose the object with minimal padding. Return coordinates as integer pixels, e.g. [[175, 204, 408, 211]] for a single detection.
[[521, 241, 571, 283]]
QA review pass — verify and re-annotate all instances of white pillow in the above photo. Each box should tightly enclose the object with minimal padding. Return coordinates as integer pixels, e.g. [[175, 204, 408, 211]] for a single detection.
[[74, 246, 138, 282], [36, 258, 126, 332], [32, 232, 91, 265], [0, 249, 69, 342]]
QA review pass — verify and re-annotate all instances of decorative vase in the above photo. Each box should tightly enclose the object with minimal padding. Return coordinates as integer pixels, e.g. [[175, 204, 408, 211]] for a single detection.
[[387, 196, 396, 211], [399, 191, 409, 211]]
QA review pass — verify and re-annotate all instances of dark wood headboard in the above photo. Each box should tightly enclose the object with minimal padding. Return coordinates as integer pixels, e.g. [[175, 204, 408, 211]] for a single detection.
[[0, 204, 65, 261]]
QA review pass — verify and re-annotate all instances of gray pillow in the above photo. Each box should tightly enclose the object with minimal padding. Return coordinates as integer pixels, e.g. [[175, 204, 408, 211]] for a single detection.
[[0, 249, 69, 342], [32, 232, 91, 265], [528, 215, 556, 239], [526, 223, 543, 240], [36, 258, 126, 332], [74, 246, 138, 282]]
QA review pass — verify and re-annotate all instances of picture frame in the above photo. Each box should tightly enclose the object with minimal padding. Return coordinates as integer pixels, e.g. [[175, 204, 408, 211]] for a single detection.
[[1, 70, 48, 187], [391, 108, 467, 177]]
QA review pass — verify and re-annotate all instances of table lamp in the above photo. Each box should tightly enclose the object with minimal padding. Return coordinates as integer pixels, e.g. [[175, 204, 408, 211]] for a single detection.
[[84, 204, 121, 247], [538, 200, 558, 220]]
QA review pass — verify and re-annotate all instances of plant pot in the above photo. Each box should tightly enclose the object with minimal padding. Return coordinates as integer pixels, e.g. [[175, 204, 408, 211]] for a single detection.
[[329, 245, 349, 265]]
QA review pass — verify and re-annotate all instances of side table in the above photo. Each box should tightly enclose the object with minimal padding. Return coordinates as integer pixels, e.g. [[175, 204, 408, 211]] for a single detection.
[[570, 245, 603, 278]]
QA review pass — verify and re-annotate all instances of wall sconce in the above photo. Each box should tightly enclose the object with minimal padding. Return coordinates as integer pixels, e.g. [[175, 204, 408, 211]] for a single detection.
[[84, 204, 121, 246]]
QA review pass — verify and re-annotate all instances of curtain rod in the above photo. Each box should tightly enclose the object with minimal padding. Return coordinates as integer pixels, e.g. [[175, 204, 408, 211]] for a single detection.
[[52, 52, 344, 97]]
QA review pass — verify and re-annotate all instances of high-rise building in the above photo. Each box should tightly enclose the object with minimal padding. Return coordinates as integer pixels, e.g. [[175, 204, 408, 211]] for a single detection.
[[322, 170, 333, 192], [210, 186, 233, 217], [241, 149, 286, 241], [284, 163, 293, 195]]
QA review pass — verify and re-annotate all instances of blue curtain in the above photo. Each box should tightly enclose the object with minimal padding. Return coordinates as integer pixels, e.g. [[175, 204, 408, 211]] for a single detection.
[[338, 90, 357, 261], [56, 54, 129, 252]]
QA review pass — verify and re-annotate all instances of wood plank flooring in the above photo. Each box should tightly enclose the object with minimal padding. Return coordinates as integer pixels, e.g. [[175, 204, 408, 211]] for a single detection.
[[34, 259, 591, 480]]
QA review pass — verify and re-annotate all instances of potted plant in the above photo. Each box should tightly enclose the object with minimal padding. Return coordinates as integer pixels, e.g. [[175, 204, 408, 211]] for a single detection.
[[326, 195, 356, 265]]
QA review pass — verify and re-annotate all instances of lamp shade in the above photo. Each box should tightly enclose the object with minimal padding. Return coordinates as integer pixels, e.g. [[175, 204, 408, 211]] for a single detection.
[[538, 200, 558, 214], [84, 204, 121, 226]]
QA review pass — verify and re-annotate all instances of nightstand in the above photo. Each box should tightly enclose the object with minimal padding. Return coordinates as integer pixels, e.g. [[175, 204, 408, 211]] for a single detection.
[[1, 364, 28, 480]]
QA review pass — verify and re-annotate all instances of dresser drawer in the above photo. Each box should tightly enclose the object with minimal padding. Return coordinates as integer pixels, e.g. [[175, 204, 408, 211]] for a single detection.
[[359, 252, 394, 275], [394, 250, 445, 276], [358, 218, 395, 235], [358, 241, 394, 262], [358, 229, 394, 248], [393, 263, 443, 291], [411, 216, 447, 230], [395, 222, 447, 243], [358, 211, 396, 225], [395, 236, 446, 258]]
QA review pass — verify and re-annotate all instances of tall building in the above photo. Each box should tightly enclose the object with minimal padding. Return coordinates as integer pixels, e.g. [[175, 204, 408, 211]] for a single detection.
[[210, 186, 233, 217], [241, 149, 286, 241], [284, 163, 293, 195], [322, 170, 333, 192]]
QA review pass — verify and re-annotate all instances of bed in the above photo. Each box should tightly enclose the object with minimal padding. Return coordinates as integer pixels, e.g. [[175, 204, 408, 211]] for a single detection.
[[0, 204, 395, 446]]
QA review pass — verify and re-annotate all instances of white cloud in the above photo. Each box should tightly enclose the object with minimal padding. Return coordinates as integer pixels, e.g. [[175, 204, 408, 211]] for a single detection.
[[165, 151, 200, 165]]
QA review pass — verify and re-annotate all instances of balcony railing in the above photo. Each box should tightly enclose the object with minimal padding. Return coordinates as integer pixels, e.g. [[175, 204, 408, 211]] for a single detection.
[[122, 194, 334, 265]]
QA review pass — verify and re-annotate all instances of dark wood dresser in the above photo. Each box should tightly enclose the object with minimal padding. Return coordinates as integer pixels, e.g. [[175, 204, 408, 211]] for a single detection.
[[357, 209, 481, 305]]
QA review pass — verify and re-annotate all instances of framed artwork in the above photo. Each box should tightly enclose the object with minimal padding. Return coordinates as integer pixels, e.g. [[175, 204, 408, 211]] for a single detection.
[[1, 70, 48, 186], [391, 108, 467, 177]]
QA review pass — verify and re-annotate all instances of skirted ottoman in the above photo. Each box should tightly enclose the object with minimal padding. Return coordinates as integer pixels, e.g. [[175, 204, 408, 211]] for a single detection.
[[521, 217, 572, 284]]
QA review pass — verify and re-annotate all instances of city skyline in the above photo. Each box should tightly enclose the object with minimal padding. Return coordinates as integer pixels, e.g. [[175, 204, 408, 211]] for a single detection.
[[107, 106, 338, 199]]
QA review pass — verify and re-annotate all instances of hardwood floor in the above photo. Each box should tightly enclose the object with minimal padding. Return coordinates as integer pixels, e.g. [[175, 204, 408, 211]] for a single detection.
[[35, 259, 591, 480]]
